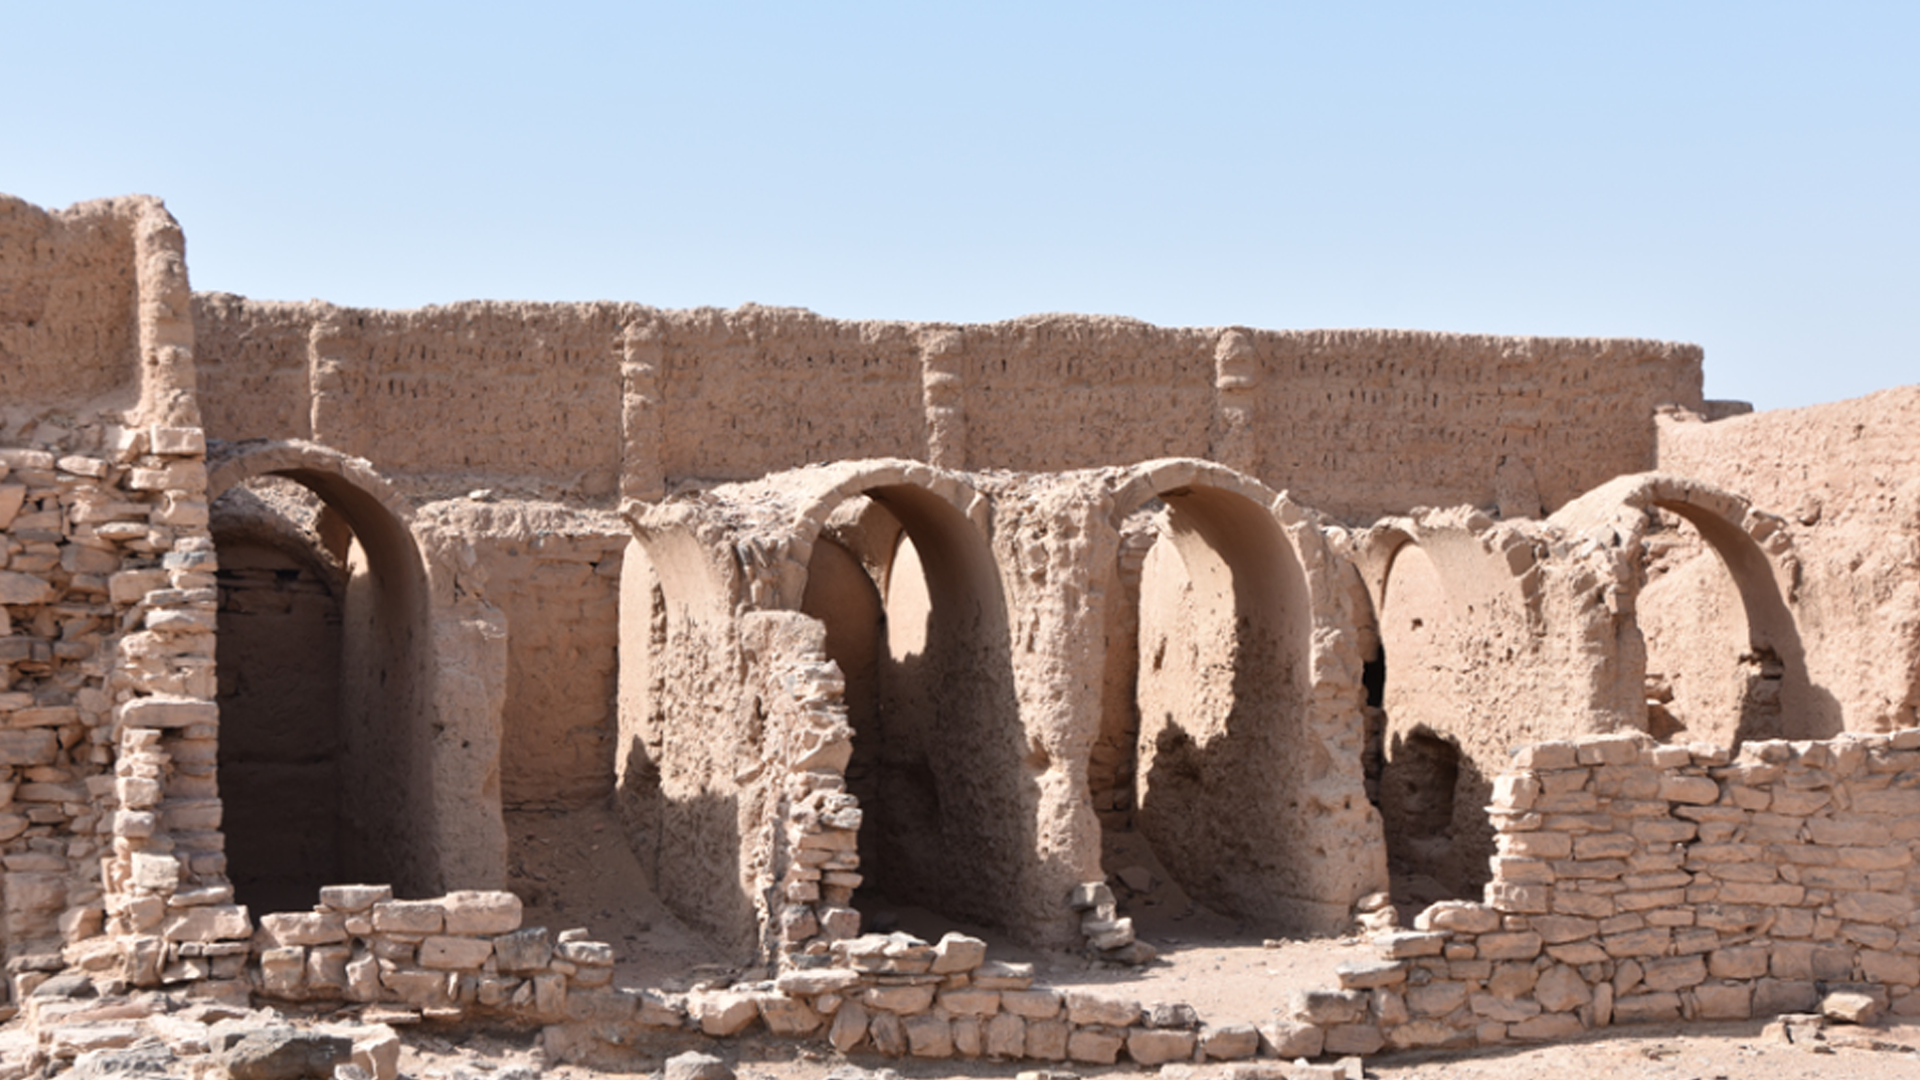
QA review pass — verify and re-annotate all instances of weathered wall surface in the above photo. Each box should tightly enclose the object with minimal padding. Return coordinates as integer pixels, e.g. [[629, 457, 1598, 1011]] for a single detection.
[[1253, 332, 1703, 520], [191, 295, 315, 444], [0, 196, 141, 411], [1658, 390, 1920, 732], [189, 296, 1705, 522], [412, 502, 626, 812]]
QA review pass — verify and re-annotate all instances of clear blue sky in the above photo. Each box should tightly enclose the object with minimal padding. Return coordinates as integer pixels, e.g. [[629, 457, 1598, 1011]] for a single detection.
[[6, 2, 1914, 411]]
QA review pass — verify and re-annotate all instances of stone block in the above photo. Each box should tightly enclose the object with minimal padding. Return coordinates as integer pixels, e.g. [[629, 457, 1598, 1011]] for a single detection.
[[162, 905, 250, 943], [1291, 988, 1367, 1025], [864, 984, 936, 1014], [985, 1012, 1025, 1057], [951, 1017, 982, 1057], [1693, 983, 1751, 1021], [1861, 949, 1920, 986], [1377, 930, 1448, 958], [1416, 900, 1501, 934], [442, 890, 522, 934], [938, 988, 1000, 1017], [758, 993, 822, 1035], [260, 912, 347, 947], [1641, 955, 1707, 992], [1001, 988, 1062, 1018], [116, 696, 216, 729], [1320, 1022, 1384, 1056], [1257, 1018, 1323, 1059], [1127, 1027, 1195, 1065], [1513, 741, 1579, 770], [493, 926, 552, 973], [1708, 946, 1770, 980], [0, 729, 58, 766], [1477, 932, 1543, 960], [1576, 734, 1644, 766], [930, 932, 988, 973], [1752, 978, 1818, 1016], [1406, 981, 1468, 1016], [1612, 991, 1682, 1024], [830, 1000, 870, 1052], [1200, 1022, 1259, 1060], [1067, 1026, 1123, 1064], [1335, 958, 1407, 988], [868, 1011, 905, 1056], [1065, 990, 1140, 1027], [1508, 1012, 1585, 1040], [1533, 964, 1592, 1013], [319, 884, 393, 912], [419, 936, 492, 970], [690, 989, 759, 1036], [1836, 891, 1913, 925], [1659, 776, 1720, 804], [1024, 1018, 1069, 1060], [370, 900, 443, 934], [1529, 915, 1598, 944]]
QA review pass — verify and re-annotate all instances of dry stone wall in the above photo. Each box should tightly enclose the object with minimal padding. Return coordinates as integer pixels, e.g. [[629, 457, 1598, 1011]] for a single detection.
[[1281, 728, 1920, 1057]]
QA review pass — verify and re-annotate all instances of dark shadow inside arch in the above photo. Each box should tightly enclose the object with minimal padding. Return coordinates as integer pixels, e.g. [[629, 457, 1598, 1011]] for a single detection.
[[799, 484, 1030, 936], [212, 463, 433, 910]]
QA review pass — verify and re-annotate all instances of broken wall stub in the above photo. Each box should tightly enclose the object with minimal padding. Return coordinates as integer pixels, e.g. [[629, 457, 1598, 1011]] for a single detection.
[[0, 195, 251, 995]]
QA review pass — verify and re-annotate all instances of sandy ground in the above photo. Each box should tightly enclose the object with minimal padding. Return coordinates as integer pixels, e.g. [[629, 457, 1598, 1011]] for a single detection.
[[392, 1015, 1920, 1080]]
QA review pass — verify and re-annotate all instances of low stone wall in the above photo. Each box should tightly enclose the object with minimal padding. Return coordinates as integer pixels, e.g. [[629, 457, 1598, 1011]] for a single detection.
[[1269, 728, 1920, 1056], [251, 887, 613, 1017]]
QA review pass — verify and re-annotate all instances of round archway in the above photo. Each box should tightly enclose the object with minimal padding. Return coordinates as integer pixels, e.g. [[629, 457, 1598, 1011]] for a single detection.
[[794, 477, 1026, 936], [1099, 466, 1322, 933], [207, 441, 433, 908]]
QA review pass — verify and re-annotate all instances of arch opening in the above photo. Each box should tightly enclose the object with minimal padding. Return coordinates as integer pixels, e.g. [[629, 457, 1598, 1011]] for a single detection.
[[210, 456, 432, 908], [1375, 541, 1488, 910], [798, 485, 1026, 935], [1636, 499, 1819, 746], [1104, 484, 1319, 933]]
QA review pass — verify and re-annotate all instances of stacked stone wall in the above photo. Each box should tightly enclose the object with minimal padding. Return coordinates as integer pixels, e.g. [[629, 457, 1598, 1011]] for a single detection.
[[1262, 728, 1920, 1057], [0, 425, 243, 1004], [251, 886, 614, 1017]]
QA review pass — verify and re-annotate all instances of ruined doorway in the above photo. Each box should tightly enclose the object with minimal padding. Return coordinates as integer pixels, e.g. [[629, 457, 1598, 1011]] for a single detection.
[[798, 487, 1026, 935], [208, 449, 435, 908], [212, 479, 348, 914], [1375, 541, 1485, 909], [1637, 507, 1782, 746], [1100, 484, 1319, 935]]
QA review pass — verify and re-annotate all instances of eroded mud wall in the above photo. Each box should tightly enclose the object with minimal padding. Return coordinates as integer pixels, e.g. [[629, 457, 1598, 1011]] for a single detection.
[[190, 297, 1704, 524], [1658, 394, 1920, 732], [0, 196, 142, 409]]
